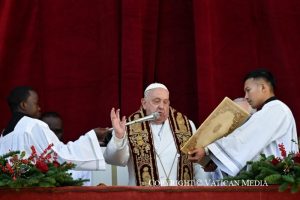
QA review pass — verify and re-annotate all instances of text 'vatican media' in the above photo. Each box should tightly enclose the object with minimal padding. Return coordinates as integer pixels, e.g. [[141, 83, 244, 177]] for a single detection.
[[147, 179, 269, 186]]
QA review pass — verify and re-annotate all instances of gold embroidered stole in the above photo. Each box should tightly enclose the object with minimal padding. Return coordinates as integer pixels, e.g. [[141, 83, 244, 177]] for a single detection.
[[127, 107, 194, 186]]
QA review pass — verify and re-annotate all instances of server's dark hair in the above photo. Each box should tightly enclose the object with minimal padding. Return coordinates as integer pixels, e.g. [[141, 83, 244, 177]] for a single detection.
[[7, 86, 34, 112], [41, 111, 61, 120], [244, 69, 276, 90]]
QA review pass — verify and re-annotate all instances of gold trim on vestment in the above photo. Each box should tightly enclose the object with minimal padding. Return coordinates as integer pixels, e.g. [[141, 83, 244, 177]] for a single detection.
[[127, 107, 194, 186]]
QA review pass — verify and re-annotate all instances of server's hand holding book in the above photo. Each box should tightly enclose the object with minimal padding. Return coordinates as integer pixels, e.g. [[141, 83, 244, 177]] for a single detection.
[[181, 97, 250, 165]]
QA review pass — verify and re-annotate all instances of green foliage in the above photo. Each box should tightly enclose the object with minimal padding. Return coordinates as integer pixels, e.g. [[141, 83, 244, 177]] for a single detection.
[[0, 144, 88, 188], [224, 149, 300, 193]]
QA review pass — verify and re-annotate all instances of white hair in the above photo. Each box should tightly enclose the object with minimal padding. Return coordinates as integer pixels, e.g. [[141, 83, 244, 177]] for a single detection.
[[234, 97, 256, 114], [144, 83, 168, 97]]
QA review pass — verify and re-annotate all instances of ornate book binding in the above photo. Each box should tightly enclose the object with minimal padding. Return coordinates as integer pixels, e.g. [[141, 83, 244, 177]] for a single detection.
[[181, 97, 250, 154]]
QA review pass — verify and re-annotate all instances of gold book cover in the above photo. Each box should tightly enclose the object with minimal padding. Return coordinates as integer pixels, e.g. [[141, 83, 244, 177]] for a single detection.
[[181, 97, 250, 154]]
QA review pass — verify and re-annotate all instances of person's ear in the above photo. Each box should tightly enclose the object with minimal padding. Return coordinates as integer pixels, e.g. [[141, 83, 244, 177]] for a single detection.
[[19, 101, 27, 111], [261, 83, 268, 93], [141, 98, 147, 109]]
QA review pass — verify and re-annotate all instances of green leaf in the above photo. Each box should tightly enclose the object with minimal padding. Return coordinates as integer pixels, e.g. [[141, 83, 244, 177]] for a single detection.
[[293, 166, 300, 176], [232, 172, 252, 180], [41, 177, 56, 185], [0, 180, 7, 187], [260, 161, 277, 170], [291, 184, 300, 193], [38, 182, 53, 187], [249, 162, 261, 174], [264, 174, 282, 184], [260, 167, 280, 176], [260, 154, 267, 160], [279, 182, 289, 192], [274, 161, 285, 170], [255, 173, 267, 180], [282, 175, 295, 183]]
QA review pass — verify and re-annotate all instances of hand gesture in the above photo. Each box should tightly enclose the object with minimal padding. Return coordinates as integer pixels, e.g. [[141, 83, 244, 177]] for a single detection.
[[110, 108, 126, 139]]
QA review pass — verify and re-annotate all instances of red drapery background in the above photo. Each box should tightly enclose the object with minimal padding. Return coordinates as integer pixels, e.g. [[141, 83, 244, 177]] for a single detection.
[[1, 0, 299, 142]]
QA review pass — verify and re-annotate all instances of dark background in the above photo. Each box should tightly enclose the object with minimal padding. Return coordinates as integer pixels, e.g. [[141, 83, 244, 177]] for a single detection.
[[1, 0, 299, 142]]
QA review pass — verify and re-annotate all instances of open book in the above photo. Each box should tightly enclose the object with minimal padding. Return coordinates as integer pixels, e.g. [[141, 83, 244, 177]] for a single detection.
[[181, 97, 250, 154]]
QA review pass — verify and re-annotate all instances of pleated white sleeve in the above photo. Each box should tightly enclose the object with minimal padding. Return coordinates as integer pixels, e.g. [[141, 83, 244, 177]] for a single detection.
[[0, 116, 105, 171]]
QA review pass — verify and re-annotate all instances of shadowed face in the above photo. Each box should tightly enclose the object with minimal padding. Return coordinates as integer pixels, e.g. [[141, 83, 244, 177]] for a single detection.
[[141, 88, 170, 124], [42, 116, 64, 140], [21, 90, 41, 118]]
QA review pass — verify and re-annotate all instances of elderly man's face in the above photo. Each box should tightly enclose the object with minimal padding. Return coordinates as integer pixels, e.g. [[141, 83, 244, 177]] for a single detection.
[[141, 88, 170, 124], [235, 98, 255, 114]]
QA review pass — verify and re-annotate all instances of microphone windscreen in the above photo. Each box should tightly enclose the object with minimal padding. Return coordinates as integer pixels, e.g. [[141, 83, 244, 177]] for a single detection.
[[153, 112, 160, 119]]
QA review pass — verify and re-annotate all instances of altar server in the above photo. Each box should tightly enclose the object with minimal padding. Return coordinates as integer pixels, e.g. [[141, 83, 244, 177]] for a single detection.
[[188, 69, 298, 176], [0, 86, 106, 171]]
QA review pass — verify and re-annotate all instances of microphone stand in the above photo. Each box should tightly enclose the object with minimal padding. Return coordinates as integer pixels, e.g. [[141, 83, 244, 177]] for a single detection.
[[108, 112, 160, 131]]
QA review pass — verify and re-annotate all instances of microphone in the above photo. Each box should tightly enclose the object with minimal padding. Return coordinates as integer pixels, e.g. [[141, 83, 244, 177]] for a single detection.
[[108, 112, 160, 131]]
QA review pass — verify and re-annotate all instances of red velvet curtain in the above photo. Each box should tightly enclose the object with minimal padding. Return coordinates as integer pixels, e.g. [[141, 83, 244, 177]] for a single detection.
[[0, 0, 299, 142]]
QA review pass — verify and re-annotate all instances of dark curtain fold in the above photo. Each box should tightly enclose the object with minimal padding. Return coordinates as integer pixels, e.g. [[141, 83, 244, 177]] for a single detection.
[[0, 0, 299, 142]]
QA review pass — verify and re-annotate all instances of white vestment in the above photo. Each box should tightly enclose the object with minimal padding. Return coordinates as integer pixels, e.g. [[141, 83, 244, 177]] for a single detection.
[[0, 116, 105, 171], [104, 119, 215, 186], [207, 100, 298, 176]]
